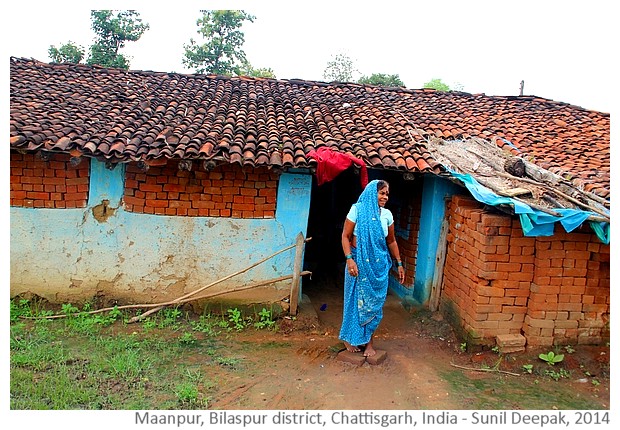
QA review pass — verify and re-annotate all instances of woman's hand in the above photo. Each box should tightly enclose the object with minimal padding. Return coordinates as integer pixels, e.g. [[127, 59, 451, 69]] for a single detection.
[[397, 265, 405, 284], [346, 259, 358, 277]]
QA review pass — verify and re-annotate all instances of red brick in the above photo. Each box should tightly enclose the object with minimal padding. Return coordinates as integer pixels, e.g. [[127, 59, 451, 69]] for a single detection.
[[140, 183, 163, 193], [170, 200, 192, 209], [145, 199, 168, 208], [163, 184, 185, 192], [25, 192, 49, 200]]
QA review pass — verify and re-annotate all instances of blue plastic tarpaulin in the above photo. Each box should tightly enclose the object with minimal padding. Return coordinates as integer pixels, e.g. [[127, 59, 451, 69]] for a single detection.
[[449, 170, 610, 244]]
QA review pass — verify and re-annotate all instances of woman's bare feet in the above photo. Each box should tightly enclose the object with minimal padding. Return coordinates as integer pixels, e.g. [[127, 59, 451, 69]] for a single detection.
[[343, 341, 361, 353], [363, 339, 376, 357]]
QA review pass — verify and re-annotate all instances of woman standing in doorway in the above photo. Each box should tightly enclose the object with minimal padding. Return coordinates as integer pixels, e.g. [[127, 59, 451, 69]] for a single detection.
[[339, 179, 405, 357]]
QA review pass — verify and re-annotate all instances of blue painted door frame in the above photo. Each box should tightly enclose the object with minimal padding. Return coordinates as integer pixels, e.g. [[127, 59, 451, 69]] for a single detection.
[[390, 174, 460, 306]]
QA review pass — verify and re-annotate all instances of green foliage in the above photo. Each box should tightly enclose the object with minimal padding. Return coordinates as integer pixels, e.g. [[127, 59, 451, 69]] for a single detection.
[[190, 314, 221, 336], [358, 73, 405, 87], [10, 297, 607, 410], [183, 10, 255, 75], [323, 53, 358, 82], [10, 298, 47, 321], [10, 322, 66, 370], [215, 355, 241, 368], [227, 307, 247, 331], [162, 307, 182, 328], [174, 382, 202, 406], [544, 368, 570, 381], [140, 306, 184, 331], [48, 41, 85, 63], [58, 302, 122, 334], [253, 307, 276, 330], [61, 303, 80, 315], [47, 10, 148, 69], [142, 318, 157, 331], [522, 364, 533, 374], [107, 348, 151, 379], [87, 10, 149, 69], [178, 331, 197, 345], [539, 351, 564, 366], [239, 64, 276, 78], [423, 78, 450, 91]]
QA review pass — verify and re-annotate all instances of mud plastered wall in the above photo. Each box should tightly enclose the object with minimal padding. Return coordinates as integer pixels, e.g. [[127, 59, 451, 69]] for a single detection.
[[10, 155, 311, 305]]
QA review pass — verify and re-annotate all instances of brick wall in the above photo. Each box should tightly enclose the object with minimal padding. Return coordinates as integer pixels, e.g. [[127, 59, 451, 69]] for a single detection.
[[526, 231, 610, 346], [441, 195, 610, 348], [395, 191, 422, 286], [123, 161, 279, 218], [10, 151, 90, 208]]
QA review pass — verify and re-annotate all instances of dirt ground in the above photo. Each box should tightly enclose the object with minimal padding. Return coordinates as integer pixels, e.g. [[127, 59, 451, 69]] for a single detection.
[[200, 273, 610, 410]]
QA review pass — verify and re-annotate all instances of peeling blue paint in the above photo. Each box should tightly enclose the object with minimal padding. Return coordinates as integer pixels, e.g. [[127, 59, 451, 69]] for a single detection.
[[88, 161, 125, 206], [10, 159, 313, 302]]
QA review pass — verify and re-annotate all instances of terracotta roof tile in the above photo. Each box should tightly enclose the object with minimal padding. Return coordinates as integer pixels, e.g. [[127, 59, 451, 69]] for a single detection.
[[9, 57, 610, 198]]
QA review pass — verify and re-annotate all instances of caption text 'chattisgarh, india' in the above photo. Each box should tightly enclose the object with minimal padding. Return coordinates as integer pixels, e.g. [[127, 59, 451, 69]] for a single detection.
[[135, 410, 611, 427]]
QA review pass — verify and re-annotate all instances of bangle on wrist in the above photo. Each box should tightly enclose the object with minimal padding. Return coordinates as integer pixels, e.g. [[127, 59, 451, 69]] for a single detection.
[[345, 254, 353, 260], [396, 260, 403, 267]]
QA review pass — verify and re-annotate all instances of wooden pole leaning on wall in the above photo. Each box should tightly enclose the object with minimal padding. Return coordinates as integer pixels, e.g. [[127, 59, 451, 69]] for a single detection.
[[127, 236, 312, 323], [429, 218, 449, 312], [21, 237, 313, 322], [22, 271, 312, 321], [288, 232, 306, 316]]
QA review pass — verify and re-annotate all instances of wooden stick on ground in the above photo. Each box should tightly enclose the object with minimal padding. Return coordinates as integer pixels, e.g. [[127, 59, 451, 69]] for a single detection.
[[20, 271, 311, 321], [127, 238, 312, 323], [450, 362, 521, 377]]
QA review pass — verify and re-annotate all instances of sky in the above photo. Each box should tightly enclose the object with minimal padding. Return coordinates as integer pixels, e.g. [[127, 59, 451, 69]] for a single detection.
[[3, 0, 617, 114]]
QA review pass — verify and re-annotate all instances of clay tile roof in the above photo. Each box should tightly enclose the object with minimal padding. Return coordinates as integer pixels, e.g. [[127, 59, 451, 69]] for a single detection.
[[9, 57, 610, 198]]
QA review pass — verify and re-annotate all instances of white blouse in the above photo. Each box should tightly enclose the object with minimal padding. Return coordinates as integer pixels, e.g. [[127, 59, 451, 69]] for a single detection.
[[346, 205, 394, 237]]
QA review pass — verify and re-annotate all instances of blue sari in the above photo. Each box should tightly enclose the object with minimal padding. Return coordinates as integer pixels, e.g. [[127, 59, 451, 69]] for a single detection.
[[339, 180, 391, 347]]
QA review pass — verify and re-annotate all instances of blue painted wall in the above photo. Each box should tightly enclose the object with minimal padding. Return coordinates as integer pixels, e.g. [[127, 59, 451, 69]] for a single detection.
[[409, 174, 460, 305], [10, 159, 312, 304]]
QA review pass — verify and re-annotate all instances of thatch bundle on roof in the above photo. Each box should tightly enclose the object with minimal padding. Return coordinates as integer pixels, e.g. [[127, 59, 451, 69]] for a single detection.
[[424, 136, 610, 223]]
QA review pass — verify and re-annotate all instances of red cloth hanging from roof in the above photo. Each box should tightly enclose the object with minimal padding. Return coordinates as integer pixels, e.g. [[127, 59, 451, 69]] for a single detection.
[[307, 146, 368, 188]]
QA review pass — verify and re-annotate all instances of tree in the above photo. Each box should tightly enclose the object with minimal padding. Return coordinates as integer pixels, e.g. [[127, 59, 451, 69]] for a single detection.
[[87, 10, 150, 69], [322, 53, 358, 82], [48, 41, 85, 64], [239, 64, 276, 79], [423, 78, 450, 91], [358, 73, 405, 87], [47, 10, 149, 69], [183, 10, 255, 75]]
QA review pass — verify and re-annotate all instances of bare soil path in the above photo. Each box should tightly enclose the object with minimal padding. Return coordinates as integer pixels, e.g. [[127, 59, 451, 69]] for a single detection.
[[201, 278, 610, 410]]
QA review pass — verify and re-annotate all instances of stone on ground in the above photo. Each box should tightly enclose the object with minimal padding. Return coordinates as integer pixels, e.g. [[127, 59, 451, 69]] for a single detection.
[[337, 350, 366, 366], [366, 349, 387, 365]]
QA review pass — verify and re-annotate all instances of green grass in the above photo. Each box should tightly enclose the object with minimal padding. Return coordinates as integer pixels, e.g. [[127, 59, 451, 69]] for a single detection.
[[440, 369, 606, 410], [9, 299, 278, 410], [10, 298, 609, 410]]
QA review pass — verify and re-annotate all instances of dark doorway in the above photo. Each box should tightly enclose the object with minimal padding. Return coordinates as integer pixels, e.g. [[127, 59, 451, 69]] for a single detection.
[[302, 168, 362, 301], [301, 168, 409, 329]]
